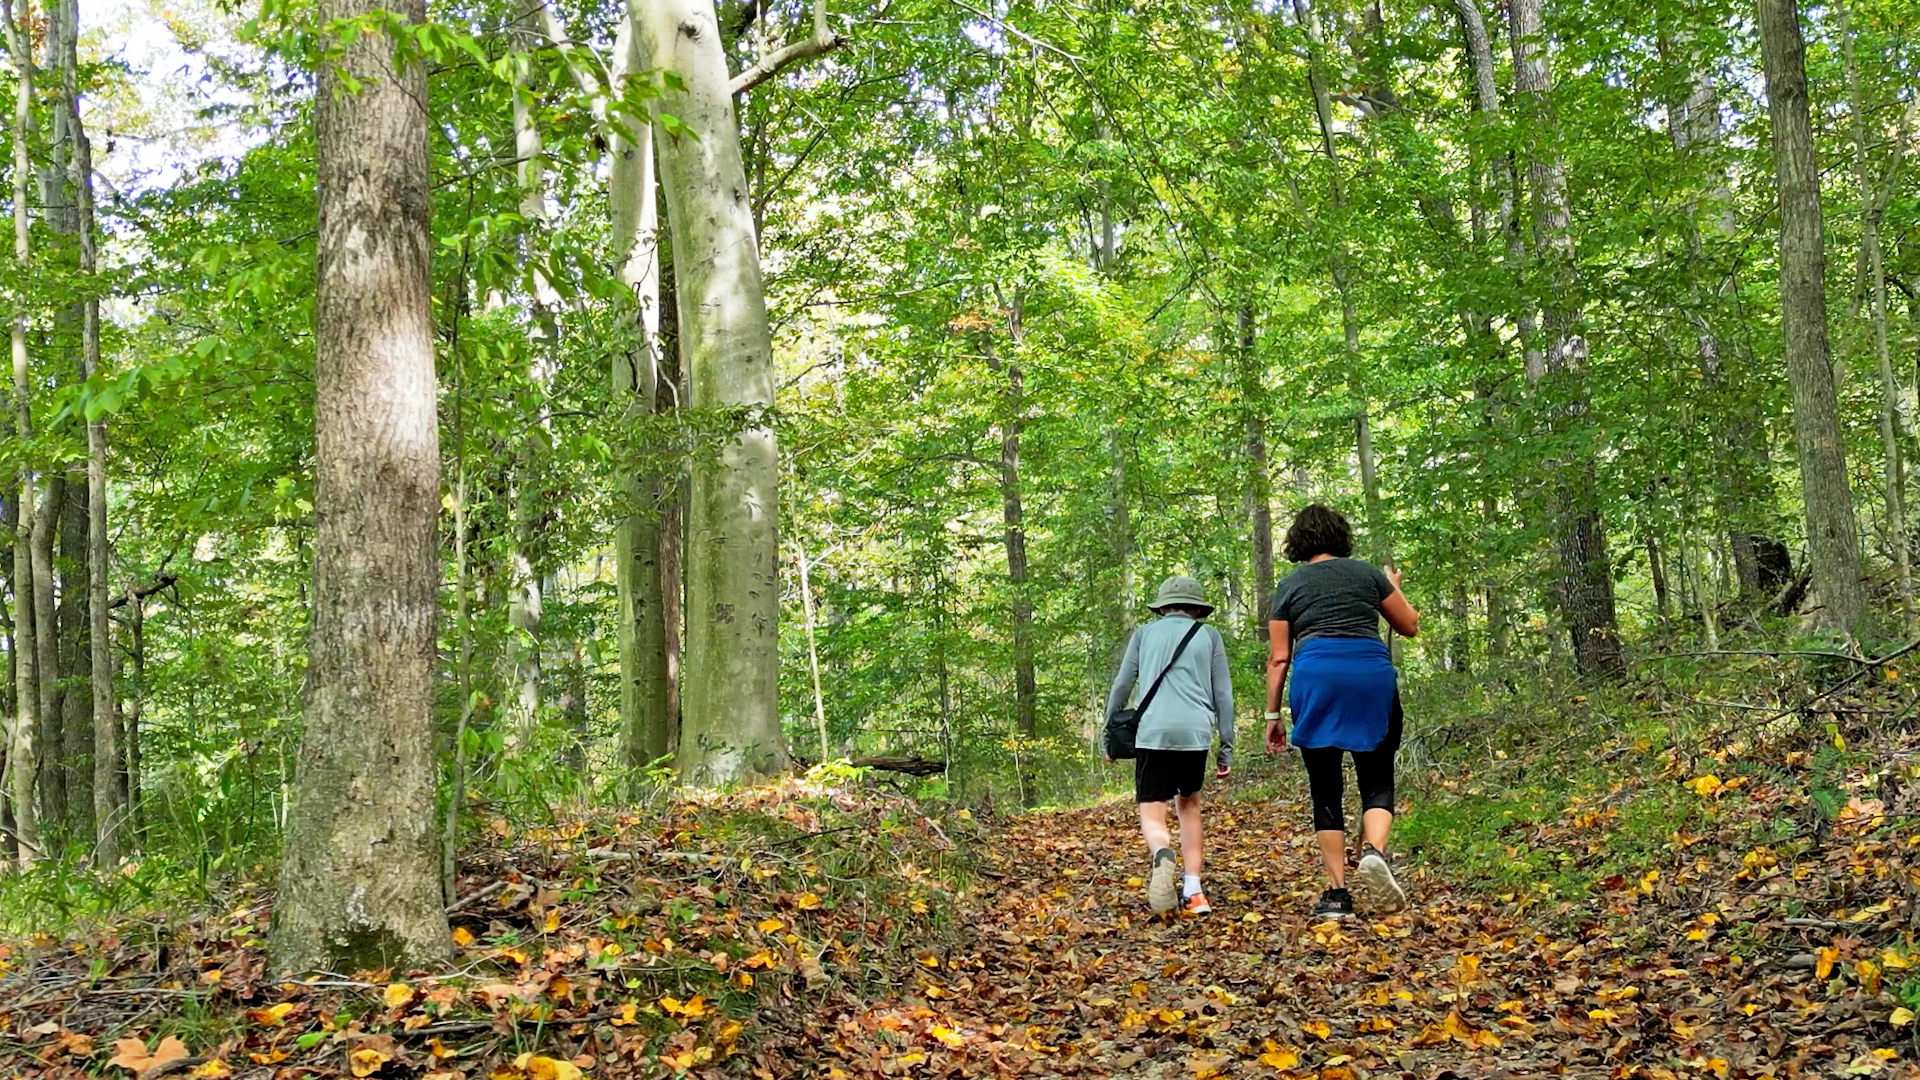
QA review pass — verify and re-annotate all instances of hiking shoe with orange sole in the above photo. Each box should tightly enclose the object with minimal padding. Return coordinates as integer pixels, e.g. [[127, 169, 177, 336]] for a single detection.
[[1182, 892, 1211, 916]]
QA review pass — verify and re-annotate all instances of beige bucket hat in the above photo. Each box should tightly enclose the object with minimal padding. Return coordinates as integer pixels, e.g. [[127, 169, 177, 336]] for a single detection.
[[1148, 575, 1214, 616]]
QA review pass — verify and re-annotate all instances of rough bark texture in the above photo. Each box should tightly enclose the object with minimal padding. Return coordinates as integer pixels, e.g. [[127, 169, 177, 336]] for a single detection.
[[1509, 0, 1624, 676], [1756, 0, 1869, 638], [610, 11, 673, 777], [640, 0, 785, 785], [59, 481, 90, 834], [56, 0, 123, 862], [271, 0, 450, 974]]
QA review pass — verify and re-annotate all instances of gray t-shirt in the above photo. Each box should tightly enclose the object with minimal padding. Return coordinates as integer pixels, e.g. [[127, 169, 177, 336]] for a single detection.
[[1268, 558, 1394, 644]]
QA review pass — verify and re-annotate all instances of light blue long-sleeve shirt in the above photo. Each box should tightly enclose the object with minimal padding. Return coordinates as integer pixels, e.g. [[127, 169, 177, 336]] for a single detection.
[[1106, 614, 1234, 768]]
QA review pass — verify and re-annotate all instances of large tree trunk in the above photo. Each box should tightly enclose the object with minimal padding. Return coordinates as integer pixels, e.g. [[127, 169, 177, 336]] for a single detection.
[[57, 482, 89, 835], [1756, 0, 1869, 638], [1509, 0, 1624, 676], [1239, 303, 1276, 639], [639, 0, 784, 784], [6, 0, 38, 866], [30, 480, 60, 829], [52, 0, 123, 863], [272, 0, 450, 973], [609, 10, 673, 777]]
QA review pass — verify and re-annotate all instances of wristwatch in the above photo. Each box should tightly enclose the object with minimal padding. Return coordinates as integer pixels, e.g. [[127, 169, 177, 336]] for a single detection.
[[1264, 710, 1283, 721]]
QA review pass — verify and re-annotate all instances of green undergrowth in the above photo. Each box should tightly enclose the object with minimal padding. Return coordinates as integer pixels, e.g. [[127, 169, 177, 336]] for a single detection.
[[1394, 644, 1920, 909], [0, 768, 982, 1078]]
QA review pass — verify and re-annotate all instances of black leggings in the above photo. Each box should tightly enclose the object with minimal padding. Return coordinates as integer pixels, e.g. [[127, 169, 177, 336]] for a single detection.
[[1299, 692, 1401, 833]]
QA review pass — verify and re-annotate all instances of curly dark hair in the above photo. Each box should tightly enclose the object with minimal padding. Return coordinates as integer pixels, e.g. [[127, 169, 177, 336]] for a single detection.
[[1283, 504, 1354, 562]]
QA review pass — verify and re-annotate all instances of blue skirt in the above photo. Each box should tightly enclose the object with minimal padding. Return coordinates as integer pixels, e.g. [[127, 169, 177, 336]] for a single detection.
[[1289, 636, 1397, 751]]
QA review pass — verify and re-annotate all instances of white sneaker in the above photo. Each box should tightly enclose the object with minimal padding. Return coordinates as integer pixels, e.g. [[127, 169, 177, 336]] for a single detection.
[[1147, 849, 1179, 914], [1357, 845, 1407, 912]]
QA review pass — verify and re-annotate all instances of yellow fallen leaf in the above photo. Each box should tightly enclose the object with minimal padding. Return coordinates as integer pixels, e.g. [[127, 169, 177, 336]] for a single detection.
[[543, 908, 561, 933], [249, 1050, 290, 1065], [757, 918, 784, 932], [796, 892, 822, 910], [349, 1048, 390, 1078], [660, 994, 708, 1020], [1686, 775, 1724, 797], [1817, 946, 1839, 980], [247, 1002, 296, 1027], [1303, 1020, 1331, 1040], [192, 1062, 233, 1079], [928, 1025, 964, 1049], [451, 926, 476, 946], [1891, 1007, 1915, 1027], [384, 982, 414, 1009], [515, 1054, 584, 1080], [1257, 1047, 1300, 1069]]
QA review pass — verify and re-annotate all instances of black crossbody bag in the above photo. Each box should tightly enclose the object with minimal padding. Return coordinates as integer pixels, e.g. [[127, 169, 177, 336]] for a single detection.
[[1104, 621, 1205, 761]]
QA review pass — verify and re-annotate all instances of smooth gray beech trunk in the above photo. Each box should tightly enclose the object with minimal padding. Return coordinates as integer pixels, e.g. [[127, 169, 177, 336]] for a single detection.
[[1509, 0, 1624, 676], [639, 0, 784, 784], [273, 0, 450, 973], [1756, 0, 1869, 638], [5, 0, 37, 867], [31, 481, 58, 827], [607, 9, 673, 776]]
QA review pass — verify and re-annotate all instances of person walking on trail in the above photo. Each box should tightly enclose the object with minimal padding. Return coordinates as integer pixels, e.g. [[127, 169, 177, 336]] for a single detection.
[[1106, 575, 1235, 916], [1263, 505, 1420, 919]]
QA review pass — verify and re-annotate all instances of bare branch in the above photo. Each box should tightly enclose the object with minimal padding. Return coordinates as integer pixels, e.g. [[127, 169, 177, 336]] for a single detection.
[[730, 0, 842, 95]]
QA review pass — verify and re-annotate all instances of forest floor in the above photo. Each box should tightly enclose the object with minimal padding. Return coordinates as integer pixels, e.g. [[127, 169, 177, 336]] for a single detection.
[[5, 677, 1920, 1080]]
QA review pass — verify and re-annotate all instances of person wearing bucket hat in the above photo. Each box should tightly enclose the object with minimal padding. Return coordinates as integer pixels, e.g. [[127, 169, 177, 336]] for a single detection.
[[1105, 575, 1236, 916]]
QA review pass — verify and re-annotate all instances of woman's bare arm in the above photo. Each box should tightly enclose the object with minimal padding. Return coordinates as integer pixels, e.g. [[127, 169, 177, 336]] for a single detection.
[[1382, 588, 1421, 638]]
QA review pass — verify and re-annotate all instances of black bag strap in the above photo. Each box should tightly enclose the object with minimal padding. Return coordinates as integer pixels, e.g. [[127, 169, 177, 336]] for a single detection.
[[1132, 621, 1206, 720]]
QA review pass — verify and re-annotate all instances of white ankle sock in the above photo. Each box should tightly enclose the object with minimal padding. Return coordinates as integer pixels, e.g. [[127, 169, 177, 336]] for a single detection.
[[1182, 873, 1202, 898]]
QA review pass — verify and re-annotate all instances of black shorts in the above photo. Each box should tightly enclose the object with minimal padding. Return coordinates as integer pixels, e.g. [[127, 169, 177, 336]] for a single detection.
[[1135, 749, 1208, 804]]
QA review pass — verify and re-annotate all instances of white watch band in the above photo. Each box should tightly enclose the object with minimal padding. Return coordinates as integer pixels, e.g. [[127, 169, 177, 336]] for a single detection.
[[1264, 710, 1282, 721]]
